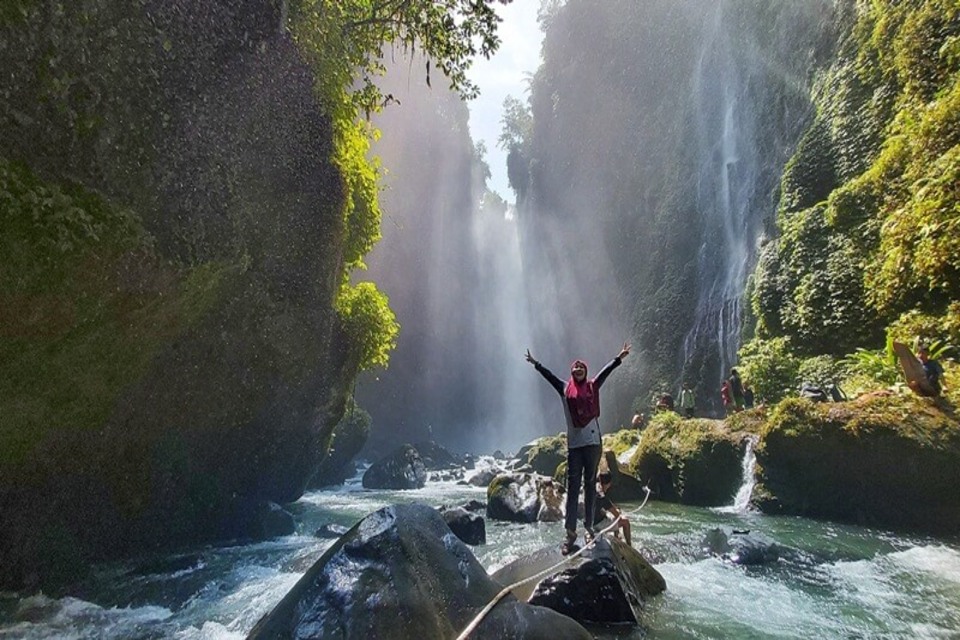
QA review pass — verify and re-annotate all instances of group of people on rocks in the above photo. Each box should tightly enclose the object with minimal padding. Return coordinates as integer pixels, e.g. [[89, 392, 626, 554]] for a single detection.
[[720, 368, 754, 414], [640, 369, 755, 422], [523, 336, 950, 555]]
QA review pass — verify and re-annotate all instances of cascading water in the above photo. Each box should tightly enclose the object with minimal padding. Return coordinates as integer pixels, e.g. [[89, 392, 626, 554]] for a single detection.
[[357, 62, 547, 454], [468, 202, 544, 451], [730, 436, 758, 512], [680, 2, 765, 397]]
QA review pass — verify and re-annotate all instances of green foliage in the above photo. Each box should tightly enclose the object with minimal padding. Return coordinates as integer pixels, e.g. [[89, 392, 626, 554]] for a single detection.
[[335, 281, 399, 371], [888, 305, 960, 348], [498, 94, 532, 152], [736, 337, 801, 404], [0, 161, 230, 468], [336, 122, 382, 271], [797, 354, 845, 388], [289, 0, 509, 118], [839, 336, 899, 386], [749, 0, 960, 368]]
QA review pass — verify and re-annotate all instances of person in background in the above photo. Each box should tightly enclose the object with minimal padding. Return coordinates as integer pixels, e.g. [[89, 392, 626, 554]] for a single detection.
[[742, 384, 755, 409], [720, 379, 733, 414], [918, 346, 946, 396], [526, 343, 631, 555], [631, 412, 646, 430], [729, 369, 745, 412], [594, 471, 632, 545], [679, 383, 696, 418], [656, 392, 675, 413]]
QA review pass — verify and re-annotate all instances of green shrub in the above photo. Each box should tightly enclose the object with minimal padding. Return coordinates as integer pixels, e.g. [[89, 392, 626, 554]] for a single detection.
[[797, 355, 846, 388], [737, 337, 801, 404], [839, 336, 899, 385]]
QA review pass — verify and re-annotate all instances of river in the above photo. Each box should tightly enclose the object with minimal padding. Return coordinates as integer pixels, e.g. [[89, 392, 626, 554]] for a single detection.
[[2, 462, 959, 639]]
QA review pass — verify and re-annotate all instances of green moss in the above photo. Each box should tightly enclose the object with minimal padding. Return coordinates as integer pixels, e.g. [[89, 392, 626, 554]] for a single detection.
[[603, 428, 642, 458], [755, 392, 960, 532], [745, 0, 960, 362], [522, 434, 567, 476], [628, 413, 746, 506], [0, 160, 232, 470]]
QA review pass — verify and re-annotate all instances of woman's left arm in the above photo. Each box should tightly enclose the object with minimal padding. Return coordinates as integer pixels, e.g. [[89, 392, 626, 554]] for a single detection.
[[594, 342, 631, 388]]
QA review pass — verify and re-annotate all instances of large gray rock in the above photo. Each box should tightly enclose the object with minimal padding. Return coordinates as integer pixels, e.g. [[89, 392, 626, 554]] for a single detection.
[[362, 444, 427, 490], [702, 527, 782, 566], [487, 473, 542, 523], [601, 450, 649, 503], [440, 507, 486, 546], [494, 536, 665, 626], [467, 468, 499, 487], [247, 503, 591, 640], [413, 440, 460, 470]]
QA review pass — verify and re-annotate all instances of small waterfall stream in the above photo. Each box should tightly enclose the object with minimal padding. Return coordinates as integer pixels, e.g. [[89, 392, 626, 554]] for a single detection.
[[731, 437, 758, 511]]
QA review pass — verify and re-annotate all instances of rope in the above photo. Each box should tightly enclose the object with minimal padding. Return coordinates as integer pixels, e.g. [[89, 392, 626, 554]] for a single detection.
[[454, 486, 652, 640]]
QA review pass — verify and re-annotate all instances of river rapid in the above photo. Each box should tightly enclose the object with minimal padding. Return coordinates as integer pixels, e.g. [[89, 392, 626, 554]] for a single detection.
[[2, 462, 960, 639]]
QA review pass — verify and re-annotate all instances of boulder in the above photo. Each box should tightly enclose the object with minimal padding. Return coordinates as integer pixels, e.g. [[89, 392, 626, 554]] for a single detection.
[[440, 507, 486, 545], [247, 503, 591, 640], [487, 473, 542, 523], [522, 435, 567, 476], [600, 450, 648, 503], [701, 528, 781, 565], [754, 394, 960, 533], [315, 523, 350, 539], [493, 536, 665, 625], [627, 414, 745, 505], [459, 499, 486, 512], [467, 468, 498, 487], [362, 444, 427, 490], [536, 479, 564, 523], [414, 440, 461, 470]]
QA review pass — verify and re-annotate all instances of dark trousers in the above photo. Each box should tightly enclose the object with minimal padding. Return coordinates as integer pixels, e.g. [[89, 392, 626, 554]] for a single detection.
[[565, 444, 602, 533]]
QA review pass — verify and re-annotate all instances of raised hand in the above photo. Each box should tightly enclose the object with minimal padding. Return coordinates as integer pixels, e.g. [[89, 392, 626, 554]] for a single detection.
[[618, 342, 631, 360], [525, 349, 537, 365]]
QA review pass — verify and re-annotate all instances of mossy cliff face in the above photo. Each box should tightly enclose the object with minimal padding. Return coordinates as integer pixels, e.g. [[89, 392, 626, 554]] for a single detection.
[[0, 0, 361, 591], [627, 414, 751, 506], [751, 0, 960, 354], [754, 395, 960, 533]]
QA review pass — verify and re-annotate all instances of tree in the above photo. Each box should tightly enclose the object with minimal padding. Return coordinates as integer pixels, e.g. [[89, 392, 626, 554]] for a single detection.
[[290, 0, 512, 117]]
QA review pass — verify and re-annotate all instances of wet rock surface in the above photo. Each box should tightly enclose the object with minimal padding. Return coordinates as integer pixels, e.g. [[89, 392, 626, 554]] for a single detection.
[[362, 444, 427, 490], [247, 503, 591, 639], [494, 536, 665, 626], [440, 507, 486, 545]]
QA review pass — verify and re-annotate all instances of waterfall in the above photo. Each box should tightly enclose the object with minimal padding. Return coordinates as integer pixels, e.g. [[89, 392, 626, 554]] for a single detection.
[[681, 1, 763, 395], [469, 202, 544, 451], [730, 437, 758, 512]]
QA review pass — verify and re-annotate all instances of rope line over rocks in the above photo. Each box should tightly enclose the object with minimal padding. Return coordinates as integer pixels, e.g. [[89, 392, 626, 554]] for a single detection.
[[455, 486, 652, 640]]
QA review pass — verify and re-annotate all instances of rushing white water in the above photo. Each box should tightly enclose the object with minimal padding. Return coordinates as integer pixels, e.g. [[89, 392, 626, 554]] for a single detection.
[[724, 436, 758, 513], [3, 467, 960, 639]]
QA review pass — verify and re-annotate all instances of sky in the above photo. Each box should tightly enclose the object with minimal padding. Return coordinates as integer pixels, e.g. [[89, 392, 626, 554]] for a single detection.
[[465, 0, 543, 202]]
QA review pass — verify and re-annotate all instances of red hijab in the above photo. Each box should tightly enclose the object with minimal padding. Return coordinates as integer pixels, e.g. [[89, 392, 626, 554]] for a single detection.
[[565, 360, 600, 428]]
